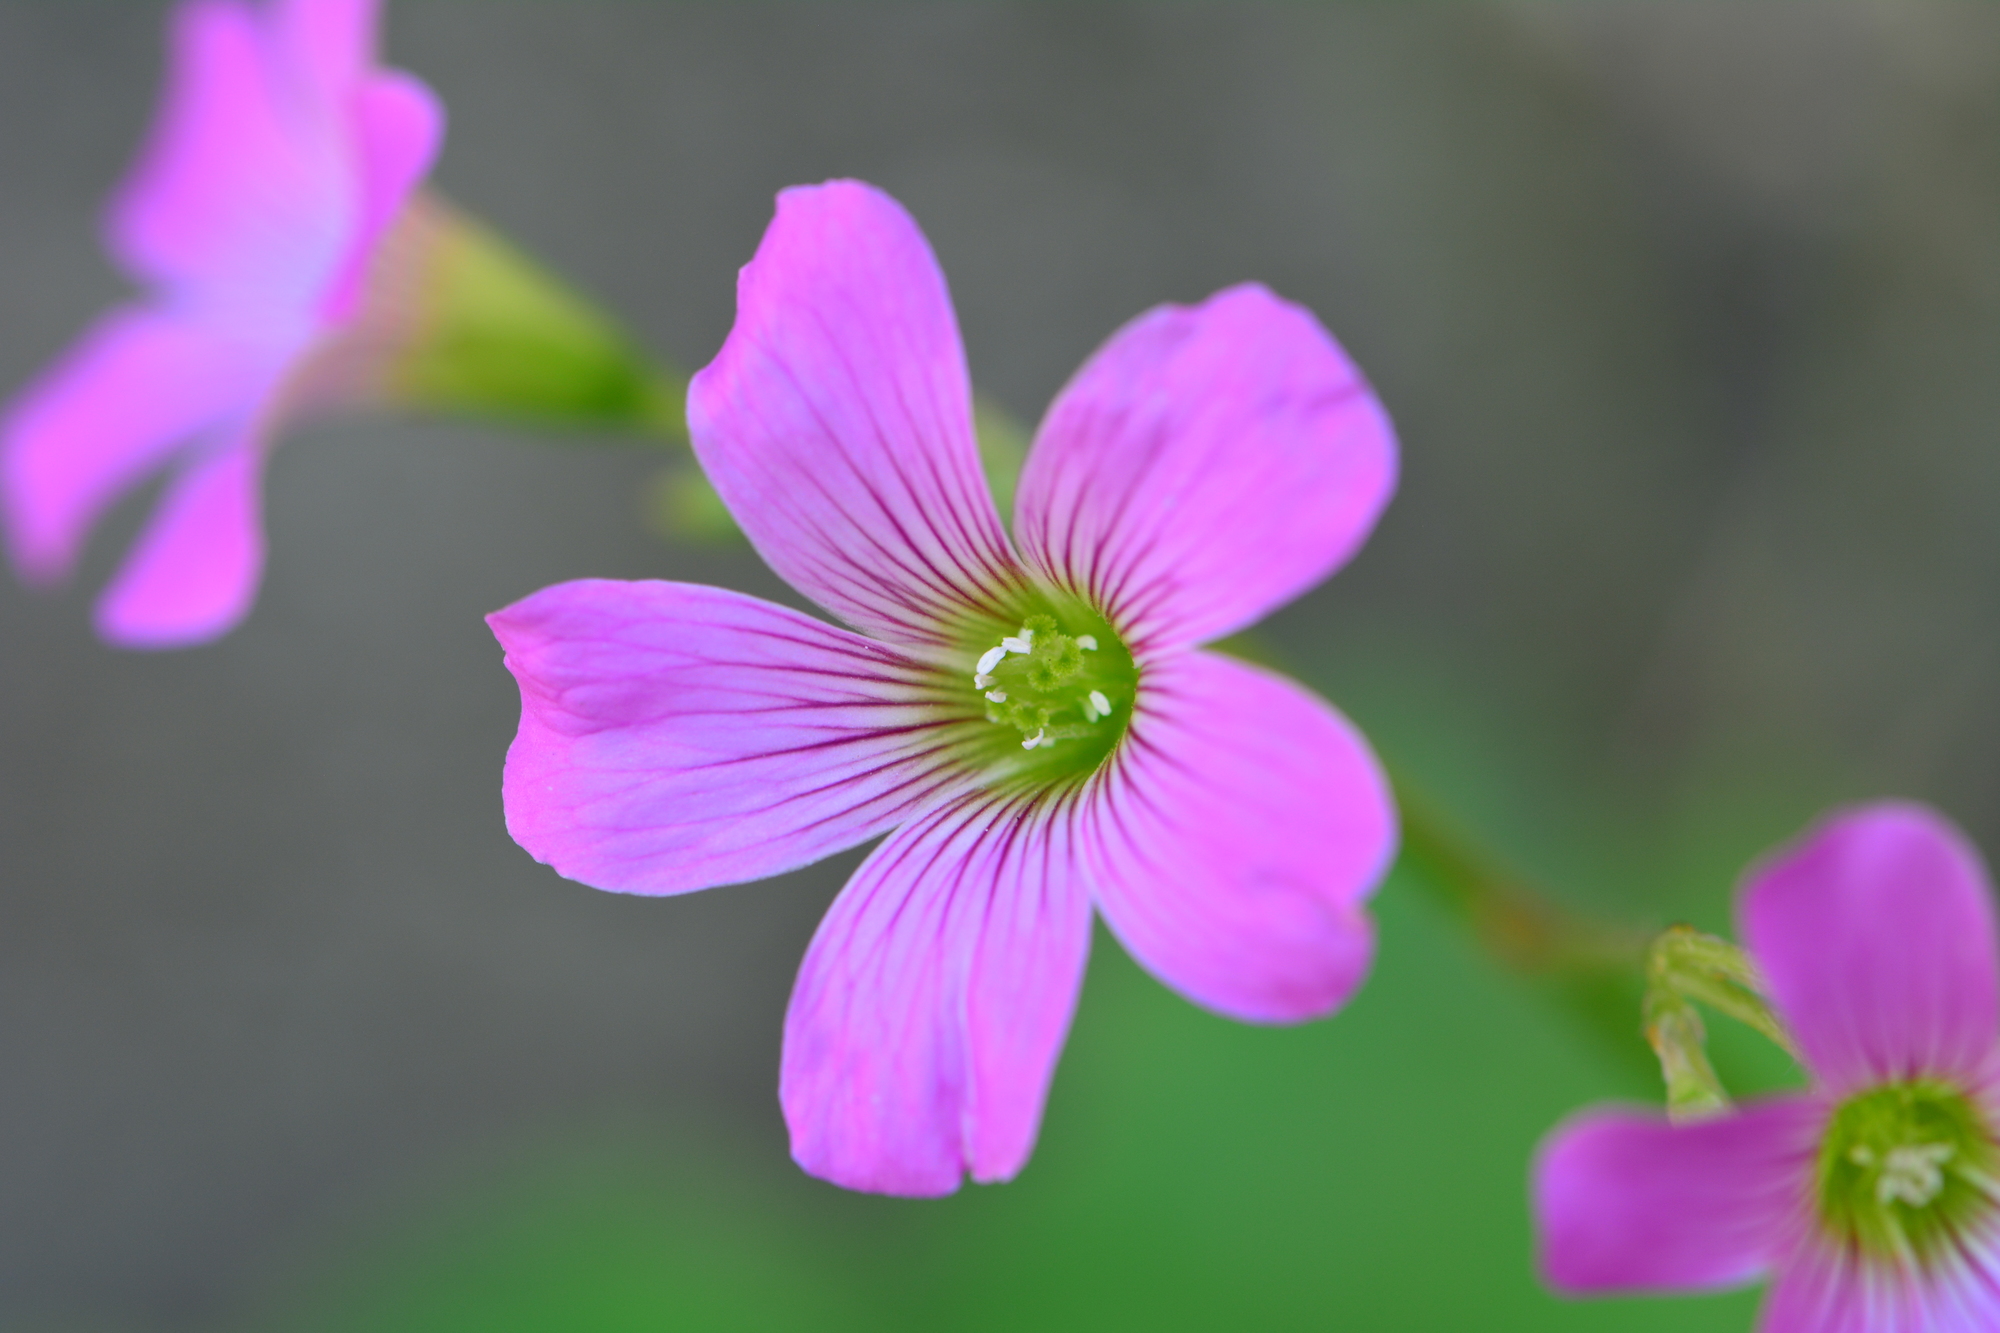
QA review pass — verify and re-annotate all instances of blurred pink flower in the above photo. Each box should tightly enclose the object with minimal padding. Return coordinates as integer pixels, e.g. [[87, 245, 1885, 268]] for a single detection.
[[2, 0, 441, 648], [1535, 803, 2000, 1331], [489, 179, 1399, 1195]]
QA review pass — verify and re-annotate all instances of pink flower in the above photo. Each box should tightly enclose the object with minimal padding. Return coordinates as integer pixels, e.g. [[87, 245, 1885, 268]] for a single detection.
[[2, 0, 442, 648], [489, 180, 1399, 1196], [1534, 803, 2000, 1331]]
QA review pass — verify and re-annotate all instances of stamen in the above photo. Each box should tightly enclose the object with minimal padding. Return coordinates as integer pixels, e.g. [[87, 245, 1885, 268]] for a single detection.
[[1816, 1077, 1998, 1264], [1878, 1144, 1956, 1208], [967, 609, 1134, 771]]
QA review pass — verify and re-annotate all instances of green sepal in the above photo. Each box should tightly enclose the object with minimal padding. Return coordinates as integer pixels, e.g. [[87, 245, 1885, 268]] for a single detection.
[[1642, 925, 1799, 1122], [1643, 991, 1729, 1121], [1648, 925, 1798, 1058], [387, 193, 686, 441]]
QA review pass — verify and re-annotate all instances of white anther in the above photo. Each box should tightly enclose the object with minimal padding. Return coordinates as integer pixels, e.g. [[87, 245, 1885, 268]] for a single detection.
[[986, 690, 1008, 703], [1076, 635, 1098, 651], [1878, 1143, 1956, 1208], [1001, 634, 1033, 655], [1080, 698, 1098, 721], [1088, 690, 1111, 718], [1021, 728, 1048, 750], [975, 646, 1006, 677]]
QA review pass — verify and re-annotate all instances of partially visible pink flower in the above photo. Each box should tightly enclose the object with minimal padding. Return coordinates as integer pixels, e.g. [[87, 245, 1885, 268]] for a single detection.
[[2, 0, 442, 647], [1535, 803, 2000, 1331], [490, 180, 1399, 1195]]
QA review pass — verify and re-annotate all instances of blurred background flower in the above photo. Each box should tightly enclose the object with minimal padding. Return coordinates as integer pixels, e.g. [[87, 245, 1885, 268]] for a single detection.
[[1, 0, 443, 648], [1, 3, 1999, 1330], [1, 0, 678, 653], [1536, 803, 2000, 1328]]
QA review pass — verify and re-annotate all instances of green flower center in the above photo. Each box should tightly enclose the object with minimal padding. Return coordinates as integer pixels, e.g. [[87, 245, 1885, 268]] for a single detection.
[[963, 608, 1137, 788], [1816, 1078, 1998, 1263]]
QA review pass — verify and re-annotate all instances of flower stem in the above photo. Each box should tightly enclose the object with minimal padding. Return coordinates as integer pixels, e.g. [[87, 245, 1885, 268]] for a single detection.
[[1390, 777, 1647, 979], [1389, 775, 1658, 1082]]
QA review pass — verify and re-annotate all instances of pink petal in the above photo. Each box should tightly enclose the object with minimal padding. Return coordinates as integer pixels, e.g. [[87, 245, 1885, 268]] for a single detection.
[[1899, 1223, 2000, 1333], [687, 180, 1025, 653], [1757, 1238, 1985, 1333], [272, 0, 379, 101], [1014, 284, 1396, 654], [2, 308, 276, 585], [108, 0, 348, 307], [489, 580, 981, 896], [318, 73, 444, 324], [1758, 1264, 1887, 1333], [1531, 1098, 1821, 1295], [94, 436, 267, 649], [781, 789, 1092, 1196], [1084, 650, 1393, 1023], [1740, 803, 2000, 1095]]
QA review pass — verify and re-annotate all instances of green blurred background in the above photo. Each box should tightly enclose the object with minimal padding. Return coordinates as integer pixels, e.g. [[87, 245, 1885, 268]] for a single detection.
[[2, 3, 1998, 1330]]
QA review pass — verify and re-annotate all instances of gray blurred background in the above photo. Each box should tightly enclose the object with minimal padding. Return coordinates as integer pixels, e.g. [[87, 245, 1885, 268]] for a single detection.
[[2, 3, 1999, 1329]]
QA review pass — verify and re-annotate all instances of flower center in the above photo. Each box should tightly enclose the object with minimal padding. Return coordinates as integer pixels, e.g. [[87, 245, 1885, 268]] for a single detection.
[[964, 609, 1137, 787], [1816, 1078, 1998, 1263]]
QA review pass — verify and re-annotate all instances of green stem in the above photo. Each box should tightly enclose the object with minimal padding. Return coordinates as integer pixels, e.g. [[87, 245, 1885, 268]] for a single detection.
[[1391, 776, 1657, 1081], [1640, 924, 1802, 1118], [1391, 778, 1647, 979]]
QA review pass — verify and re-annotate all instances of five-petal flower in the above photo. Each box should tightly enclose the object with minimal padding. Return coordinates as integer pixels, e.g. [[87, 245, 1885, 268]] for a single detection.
[[1535, 802, 2000, 1331], [2, 0, 442, 647], [489, 179, 1400, 1195]]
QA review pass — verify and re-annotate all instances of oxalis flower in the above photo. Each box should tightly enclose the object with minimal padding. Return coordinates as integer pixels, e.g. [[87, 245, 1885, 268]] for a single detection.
[[2, 0, 442, 648], [1535, 802, 2000, 1331], [489, 180, 1399, 1195]]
